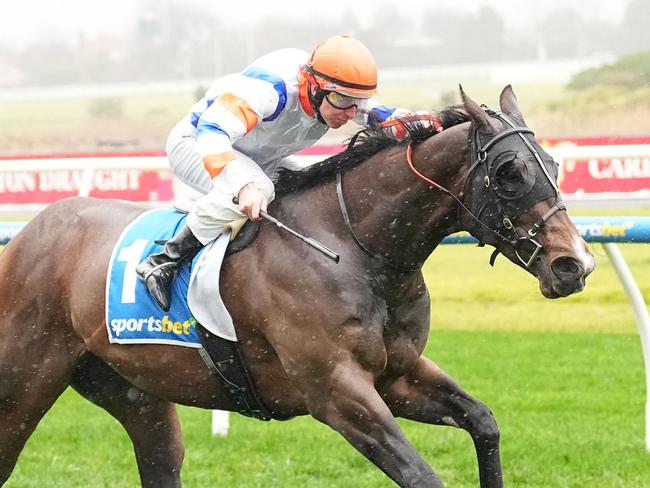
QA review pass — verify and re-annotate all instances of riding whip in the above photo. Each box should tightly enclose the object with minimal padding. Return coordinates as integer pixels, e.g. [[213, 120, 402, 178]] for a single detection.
[[232, 197, 340, 263]]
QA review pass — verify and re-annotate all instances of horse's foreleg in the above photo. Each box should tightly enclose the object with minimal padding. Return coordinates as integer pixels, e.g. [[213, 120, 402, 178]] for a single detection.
[[299, 362, 444, 487], [70, 352, 184, 488], [380, 357, 503, 488]]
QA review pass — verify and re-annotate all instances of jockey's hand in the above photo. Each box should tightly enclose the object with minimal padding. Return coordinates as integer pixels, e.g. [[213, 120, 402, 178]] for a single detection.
[[236, 183, 268, 221]]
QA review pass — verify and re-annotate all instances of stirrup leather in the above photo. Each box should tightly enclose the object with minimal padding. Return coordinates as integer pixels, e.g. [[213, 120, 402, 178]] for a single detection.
[[140, 261, 177, 284]]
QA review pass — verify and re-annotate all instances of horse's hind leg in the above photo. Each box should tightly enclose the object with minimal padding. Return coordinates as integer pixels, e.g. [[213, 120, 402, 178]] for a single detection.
[[70, 352, 184, 488], [0, 322, 80, 485], [380, 357, 503, 488]]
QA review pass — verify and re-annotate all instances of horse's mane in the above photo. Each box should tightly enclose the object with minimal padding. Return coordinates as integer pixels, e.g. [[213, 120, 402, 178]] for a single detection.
[[274, 105, 469, 196]]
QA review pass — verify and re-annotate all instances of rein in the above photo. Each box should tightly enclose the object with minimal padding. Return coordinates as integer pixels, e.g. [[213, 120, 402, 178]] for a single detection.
[[336, 172, 419, 272], [333, 115, 446, 272]]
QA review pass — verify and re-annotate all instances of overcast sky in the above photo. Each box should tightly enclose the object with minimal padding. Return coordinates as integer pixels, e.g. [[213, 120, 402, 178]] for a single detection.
[[1, 0, 631, 49]]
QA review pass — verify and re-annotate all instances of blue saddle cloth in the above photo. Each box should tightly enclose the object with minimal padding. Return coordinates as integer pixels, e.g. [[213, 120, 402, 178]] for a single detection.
[[105, 208, 202, 348]]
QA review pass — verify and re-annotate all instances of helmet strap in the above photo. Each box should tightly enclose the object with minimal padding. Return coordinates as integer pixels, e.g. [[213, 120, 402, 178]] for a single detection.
[[304, 69, 326, 124], [309, 88, 326, 125]]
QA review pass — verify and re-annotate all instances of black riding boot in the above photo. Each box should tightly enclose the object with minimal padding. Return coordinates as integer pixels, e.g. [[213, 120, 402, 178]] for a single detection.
[[136, 225, 203, 311]]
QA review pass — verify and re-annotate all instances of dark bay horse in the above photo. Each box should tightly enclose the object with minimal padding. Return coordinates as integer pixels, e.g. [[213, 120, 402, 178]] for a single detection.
[[0, 86, 594, 487]]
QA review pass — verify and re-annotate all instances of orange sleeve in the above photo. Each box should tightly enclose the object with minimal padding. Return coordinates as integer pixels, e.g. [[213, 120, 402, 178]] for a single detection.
[[218, 93, 260, 134], [203, 151, 236, 178]]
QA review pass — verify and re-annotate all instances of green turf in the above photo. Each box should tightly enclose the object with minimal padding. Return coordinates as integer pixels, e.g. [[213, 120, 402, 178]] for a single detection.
[[425, 241, 649, 335], [6, 330, 648, 487]]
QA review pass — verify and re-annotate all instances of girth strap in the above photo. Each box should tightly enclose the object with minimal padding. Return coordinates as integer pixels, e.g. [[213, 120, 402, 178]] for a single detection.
[[197, 325, 274, 421]]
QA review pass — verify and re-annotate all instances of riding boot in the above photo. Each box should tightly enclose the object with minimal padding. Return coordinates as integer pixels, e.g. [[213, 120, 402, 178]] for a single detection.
[[136, 225, 203, 311]]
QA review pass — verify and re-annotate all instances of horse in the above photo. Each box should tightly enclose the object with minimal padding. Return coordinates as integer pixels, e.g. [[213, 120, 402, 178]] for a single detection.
[[0, 86, 594, 488]]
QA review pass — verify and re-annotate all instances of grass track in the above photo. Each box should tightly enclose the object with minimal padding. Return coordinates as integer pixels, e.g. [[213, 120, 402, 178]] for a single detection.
[[6, 331, 648, 487], [3, 238, 650, 487]]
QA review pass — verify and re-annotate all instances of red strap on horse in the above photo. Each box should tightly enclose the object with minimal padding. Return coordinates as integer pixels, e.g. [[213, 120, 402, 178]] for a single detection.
[[406, 143, 449, 192]]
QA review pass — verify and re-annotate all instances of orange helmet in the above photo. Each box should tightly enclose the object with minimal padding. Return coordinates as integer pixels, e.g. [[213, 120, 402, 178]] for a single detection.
[[304, 35, 377, 98]]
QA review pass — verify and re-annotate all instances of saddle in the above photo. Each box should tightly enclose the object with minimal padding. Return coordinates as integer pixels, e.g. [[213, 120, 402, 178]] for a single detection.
[[110, 208, 271, 420], [225, 220, 260, 256]]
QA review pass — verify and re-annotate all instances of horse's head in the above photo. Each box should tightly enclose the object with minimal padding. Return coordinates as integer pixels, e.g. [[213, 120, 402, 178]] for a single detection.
[[460, 85, 595, 298]]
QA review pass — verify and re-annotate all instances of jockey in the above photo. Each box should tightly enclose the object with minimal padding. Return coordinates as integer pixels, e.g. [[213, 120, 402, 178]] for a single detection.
[[137, 34, 432, 311]]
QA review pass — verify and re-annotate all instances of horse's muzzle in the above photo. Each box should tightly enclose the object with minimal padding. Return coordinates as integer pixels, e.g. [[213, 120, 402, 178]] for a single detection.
[[544, 255, 593, 298]]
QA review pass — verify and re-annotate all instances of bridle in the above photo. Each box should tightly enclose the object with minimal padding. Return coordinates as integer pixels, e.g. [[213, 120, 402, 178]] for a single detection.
[[408, 109, 566, 268], [336, 109, 566, 271]]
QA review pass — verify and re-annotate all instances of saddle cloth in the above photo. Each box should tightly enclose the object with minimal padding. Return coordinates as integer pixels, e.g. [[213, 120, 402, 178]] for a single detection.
[[105, 208, 237, 347]]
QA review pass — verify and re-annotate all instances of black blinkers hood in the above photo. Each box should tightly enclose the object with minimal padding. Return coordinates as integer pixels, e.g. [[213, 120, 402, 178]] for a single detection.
[[465, 123, 560, 240]]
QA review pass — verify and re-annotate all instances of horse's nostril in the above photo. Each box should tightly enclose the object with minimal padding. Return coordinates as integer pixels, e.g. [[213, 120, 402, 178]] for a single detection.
[[551, 256, 584, 280]]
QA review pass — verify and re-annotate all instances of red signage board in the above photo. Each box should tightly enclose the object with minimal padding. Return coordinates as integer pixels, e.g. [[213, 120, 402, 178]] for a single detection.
[[542, 136, 650, 197], [0, 152, 173, 204], [559, 157, 650, 194], [0, 138, 648, 205], [0, 168, 173, 203]]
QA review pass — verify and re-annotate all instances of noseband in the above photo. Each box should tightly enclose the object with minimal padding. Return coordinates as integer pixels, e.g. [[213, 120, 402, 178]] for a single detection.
[[406, 109, 566, 268]]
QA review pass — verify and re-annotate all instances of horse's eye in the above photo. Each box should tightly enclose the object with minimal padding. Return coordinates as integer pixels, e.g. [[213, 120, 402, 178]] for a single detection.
[[494, 157, 528, 190]]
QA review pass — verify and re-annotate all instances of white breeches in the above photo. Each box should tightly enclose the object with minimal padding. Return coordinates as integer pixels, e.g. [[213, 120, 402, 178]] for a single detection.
[[166, 134, 275, 244]]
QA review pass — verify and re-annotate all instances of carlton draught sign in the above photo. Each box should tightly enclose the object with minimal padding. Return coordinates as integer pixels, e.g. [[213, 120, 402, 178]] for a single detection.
[[559, 156, 650, 194], [0, 169, 170, 203], [0, 138, 649, 204], [0, 152, 173, 203], [543, 135, 650, 198]]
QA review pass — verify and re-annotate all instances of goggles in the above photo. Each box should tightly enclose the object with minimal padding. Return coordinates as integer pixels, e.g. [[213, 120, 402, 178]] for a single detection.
[[325, 91, 369, 111]]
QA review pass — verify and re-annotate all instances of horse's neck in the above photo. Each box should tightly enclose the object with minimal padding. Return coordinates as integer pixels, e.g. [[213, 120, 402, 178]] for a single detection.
[[343, 127, 470, 270]]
